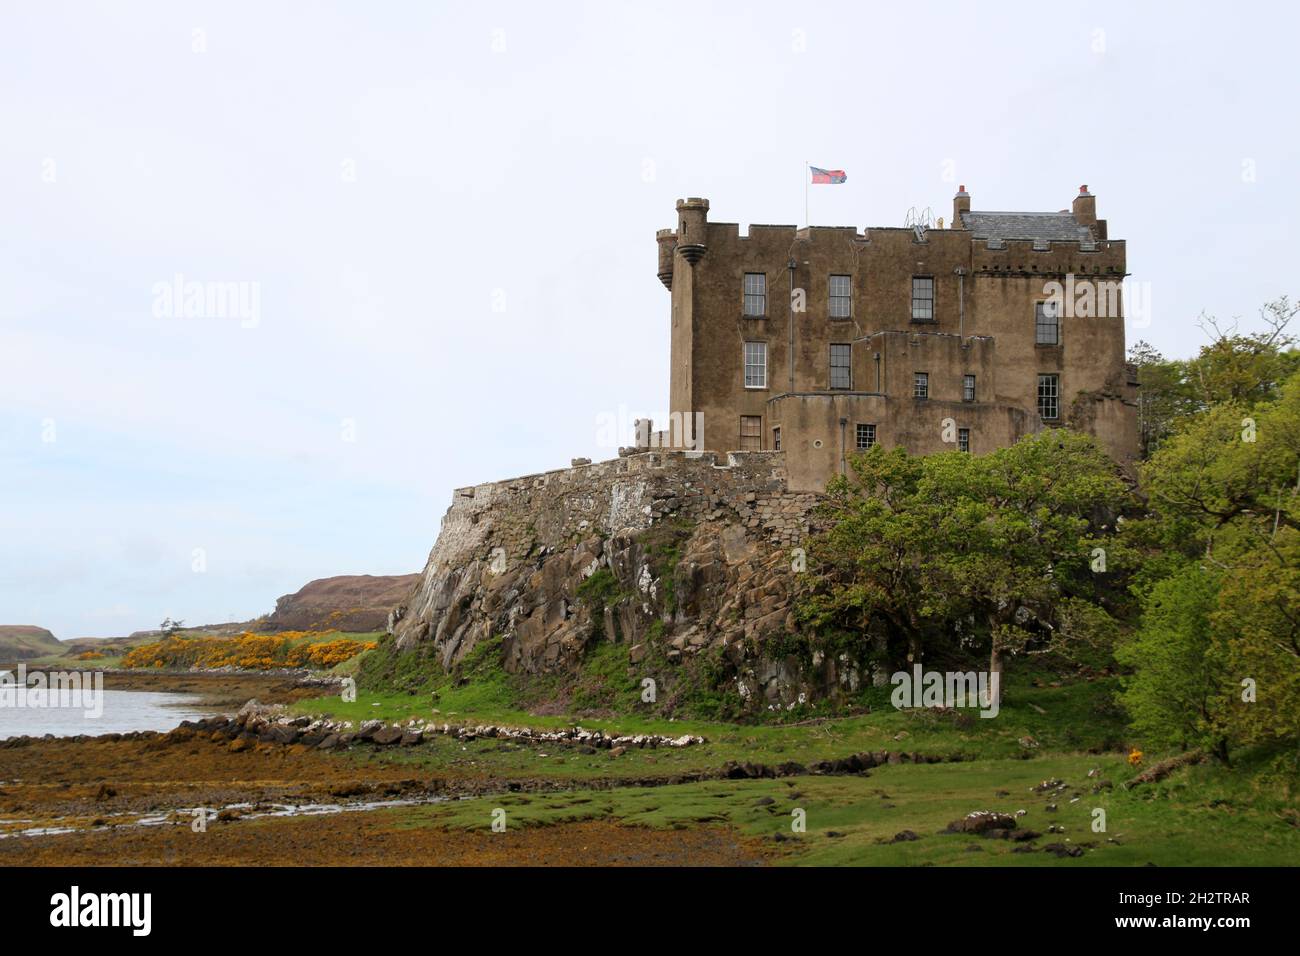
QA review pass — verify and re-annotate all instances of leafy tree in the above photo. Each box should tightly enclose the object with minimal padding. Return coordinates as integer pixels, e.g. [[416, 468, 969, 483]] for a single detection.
[[1116, 563, 1229, 757], [1126, 347, 1300, 761], [1212, 530, 1300, 753], [797, 431, 1130, 704], [1127, 340, 1194, 459], [1189, 297, 1299, 408]]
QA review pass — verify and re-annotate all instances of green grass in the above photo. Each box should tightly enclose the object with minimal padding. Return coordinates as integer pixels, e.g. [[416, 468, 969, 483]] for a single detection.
[[387, 754, 1299, 866], [291, 673, 1149, 799], [298, 670, 1130, 770], [291, 653, 1300, 866]]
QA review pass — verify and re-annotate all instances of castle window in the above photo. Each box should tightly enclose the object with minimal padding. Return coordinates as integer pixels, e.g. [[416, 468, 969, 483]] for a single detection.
[[963, 374, 976, 402], [740, 415, 762, 451], [744, 341, 767, 388], [1036, 301, 1059, 345], [958, 427, 970, 453], [856, 423, 876, 450], [1038, 373, 1059, 420], [772, 426, 781, 451], [829, 274, 852, 319], [911, 276, 934, 321], [914, 372, 929, 399], [830, 343, 852, 389], [743, 273, 766, 317]]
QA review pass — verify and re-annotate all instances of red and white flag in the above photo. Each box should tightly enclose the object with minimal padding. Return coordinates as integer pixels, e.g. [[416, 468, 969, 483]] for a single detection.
[[810, 166, 847, 184]]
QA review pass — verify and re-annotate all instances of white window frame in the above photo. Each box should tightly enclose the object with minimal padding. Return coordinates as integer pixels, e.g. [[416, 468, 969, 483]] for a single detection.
[[744, 341, 768, 389], [828, 274, 852, 319], [1038, 373, 1060, 420], [911, 276, 935, 321], [743, 273, 767, 317]]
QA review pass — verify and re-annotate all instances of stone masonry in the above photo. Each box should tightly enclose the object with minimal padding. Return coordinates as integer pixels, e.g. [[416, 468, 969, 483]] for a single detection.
[[656, 185, 1139, 491]]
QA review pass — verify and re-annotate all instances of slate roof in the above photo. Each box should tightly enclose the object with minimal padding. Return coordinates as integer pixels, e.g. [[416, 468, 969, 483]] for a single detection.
[[960, 211, 1096, 249]]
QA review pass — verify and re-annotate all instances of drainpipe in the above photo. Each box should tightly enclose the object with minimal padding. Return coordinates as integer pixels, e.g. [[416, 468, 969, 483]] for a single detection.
[[839, 417, 847, 475], [787, 258, 797, 394], [955, 267, 966, 343]]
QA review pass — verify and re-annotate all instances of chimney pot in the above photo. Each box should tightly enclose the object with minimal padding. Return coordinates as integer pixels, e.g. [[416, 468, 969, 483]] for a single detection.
[[952, 185, 971, 225], [1072, 185, 1097, 227]]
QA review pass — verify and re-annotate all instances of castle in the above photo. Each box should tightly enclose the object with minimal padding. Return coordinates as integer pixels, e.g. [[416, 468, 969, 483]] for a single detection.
[[652, 186, 1138, 490]]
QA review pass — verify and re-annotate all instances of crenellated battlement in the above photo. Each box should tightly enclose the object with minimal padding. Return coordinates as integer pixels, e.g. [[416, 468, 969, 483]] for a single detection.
[[654, 184, 1139, 485]]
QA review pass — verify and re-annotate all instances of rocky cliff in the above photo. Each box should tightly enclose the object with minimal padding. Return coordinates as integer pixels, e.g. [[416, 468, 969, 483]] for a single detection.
[[390, 451, 857, 710]]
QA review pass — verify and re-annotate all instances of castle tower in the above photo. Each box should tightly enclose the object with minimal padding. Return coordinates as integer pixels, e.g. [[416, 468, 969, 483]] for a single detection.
[[675, 197, 709, 264], [655, 229, 677, 289]]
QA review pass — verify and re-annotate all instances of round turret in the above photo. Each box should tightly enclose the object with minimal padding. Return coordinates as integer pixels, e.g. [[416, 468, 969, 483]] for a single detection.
[[675, 197, 710, 264], [656, 229, 677, 289]]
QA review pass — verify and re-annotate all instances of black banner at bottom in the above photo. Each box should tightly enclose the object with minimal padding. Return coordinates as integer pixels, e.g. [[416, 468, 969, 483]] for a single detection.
[[0, 865, 1284, 941]]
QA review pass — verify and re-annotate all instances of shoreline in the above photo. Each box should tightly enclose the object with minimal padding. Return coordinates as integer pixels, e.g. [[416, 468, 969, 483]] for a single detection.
[[0, 706, 771, 866], [2, 666, 340, 711]]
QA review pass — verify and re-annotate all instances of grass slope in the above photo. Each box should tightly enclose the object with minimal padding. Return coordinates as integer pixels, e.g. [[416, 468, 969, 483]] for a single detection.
[[289, 642, 1298, 866], [0, 625, 64, 662]]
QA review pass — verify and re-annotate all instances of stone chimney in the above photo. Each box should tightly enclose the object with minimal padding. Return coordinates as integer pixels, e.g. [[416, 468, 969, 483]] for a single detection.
[[952, 185, 970, 226], [1072, 185, 1096, 227]]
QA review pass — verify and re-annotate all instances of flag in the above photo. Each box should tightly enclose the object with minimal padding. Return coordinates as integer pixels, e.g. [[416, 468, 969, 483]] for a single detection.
[[810, 166, 846, 184]]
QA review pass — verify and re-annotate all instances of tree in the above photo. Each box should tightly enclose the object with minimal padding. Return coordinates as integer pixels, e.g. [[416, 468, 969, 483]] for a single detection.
[[1127, 352, 1300, 762], [1190, 297, 1299, 409], [1213, 530, 1300, 752], [797, 431, 1130, 703], [1116, 564, 1229, 757], [1127, 340, 1194, 459], [1126, 298, 1297, 460]]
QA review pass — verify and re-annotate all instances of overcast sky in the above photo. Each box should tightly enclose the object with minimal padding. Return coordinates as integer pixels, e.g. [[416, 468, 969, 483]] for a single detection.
[[2, 1, 1296, 639]]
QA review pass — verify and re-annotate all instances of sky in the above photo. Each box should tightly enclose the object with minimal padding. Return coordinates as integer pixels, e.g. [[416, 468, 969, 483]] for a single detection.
[[2, 0, 1297, 639]]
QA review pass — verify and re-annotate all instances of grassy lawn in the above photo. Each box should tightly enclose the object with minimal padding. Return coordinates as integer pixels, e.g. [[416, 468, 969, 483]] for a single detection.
[[291, 661, 1299, 865], [294, 671, 1130, 778], [387, 755, 1299, 866]]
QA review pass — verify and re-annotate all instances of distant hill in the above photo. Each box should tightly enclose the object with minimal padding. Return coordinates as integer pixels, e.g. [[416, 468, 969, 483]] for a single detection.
[[3, 575, 419, 660], [124, 621, 256, 642], [262, 574, 420, 633], [0, 625, 65, 661]]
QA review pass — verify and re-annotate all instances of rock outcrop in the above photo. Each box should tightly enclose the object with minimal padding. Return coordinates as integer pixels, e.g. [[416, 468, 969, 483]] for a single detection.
[[391, 451, 852, 708]]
